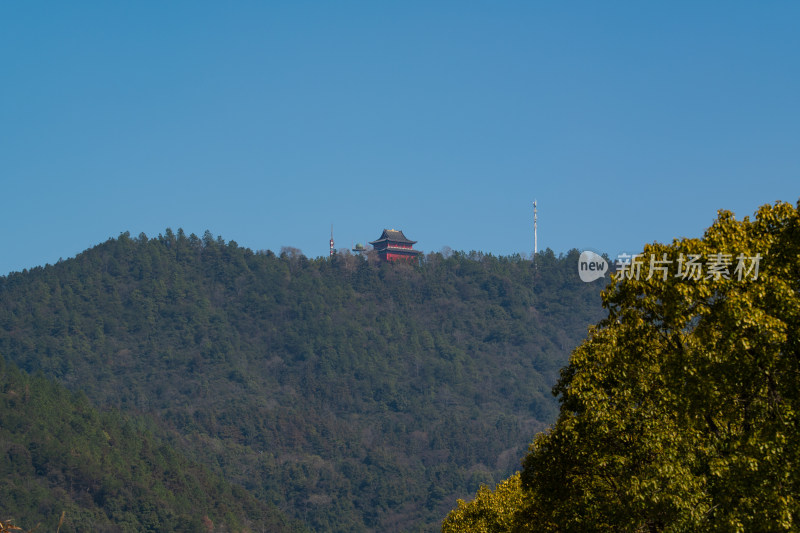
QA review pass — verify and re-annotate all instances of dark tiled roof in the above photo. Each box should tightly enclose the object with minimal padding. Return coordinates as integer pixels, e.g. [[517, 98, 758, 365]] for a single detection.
[[378, 248, 422, 255], [369, 229, 417, 246]]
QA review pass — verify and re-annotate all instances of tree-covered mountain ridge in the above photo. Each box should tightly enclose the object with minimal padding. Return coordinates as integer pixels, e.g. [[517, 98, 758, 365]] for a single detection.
[[0, 229, 606, 531]]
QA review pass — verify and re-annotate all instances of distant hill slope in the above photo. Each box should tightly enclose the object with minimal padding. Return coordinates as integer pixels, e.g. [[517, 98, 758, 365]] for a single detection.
[[0, 230, 605, 531], [0, 356, 301, 532]]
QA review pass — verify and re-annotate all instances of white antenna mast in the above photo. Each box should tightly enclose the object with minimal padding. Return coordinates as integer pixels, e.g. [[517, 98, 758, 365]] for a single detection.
[[533, 199, 538, 258]]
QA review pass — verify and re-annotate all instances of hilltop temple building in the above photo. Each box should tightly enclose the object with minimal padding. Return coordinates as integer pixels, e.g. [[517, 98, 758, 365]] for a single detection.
[[369, 229, 422, 263]]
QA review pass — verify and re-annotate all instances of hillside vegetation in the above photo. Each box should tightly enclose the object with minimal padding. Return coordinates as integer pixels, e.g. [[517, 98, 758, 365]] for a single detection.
[[0, 356, 301, 532], [0, 229, 604, 531]]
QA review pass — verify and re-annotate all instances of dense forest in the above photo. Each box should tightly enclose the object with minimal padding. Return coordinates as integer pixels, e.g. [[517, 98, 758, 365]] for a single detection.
[[0, 229, 605, 531], [0, 357, 302, 532]]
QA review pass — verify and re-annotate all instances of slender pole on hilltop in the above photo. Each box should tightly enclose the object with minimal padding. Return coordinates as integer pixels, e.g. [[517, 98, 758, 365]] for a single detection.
[[533, 200, 538, 259], [532, 200, 538, 302], [330, 224, 335, 257]]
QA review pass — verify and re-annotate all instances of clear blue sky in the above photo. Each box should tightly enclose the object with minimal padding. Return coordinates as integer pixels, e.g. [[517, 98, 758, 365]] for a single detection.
[[2, 2, 798, 275]]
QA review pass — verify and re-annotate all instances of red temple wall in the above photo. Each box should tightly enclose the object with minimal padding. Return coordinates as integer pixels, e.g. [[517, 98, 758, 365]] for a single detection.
[[383, 252, 419, 262]]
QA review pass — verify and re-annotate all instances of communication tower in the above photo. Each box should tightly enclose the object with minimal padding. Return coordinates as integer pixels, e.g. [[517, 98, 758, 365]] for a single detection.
[[533, 200, 538, 257]]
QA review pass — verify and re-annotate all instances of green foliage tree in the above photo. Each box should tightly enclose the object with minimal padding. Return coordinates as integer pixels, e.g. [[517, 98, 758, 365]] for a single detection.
[[443, 200, 800, 532], [441, 473, 524, 533]]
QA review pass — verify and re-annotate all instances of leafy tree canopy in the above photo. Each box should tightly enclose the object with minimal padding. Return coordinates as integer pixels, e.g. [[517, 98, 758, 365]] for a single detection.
[[442, 472, 524, 533], [444, 200, 800, 532]]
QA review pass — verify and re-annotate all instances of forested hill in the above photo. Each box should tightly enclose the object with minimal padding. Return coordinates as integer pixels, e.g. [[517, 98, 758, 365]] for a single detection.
[[0, 357, 303, 532], [0, 230, 605, 531]]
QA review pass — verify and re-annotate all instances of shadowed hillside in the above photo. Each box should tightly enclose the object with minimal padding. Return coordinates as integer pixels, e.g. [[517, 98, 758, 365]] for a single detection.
[[0, 356, 302, 532]]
